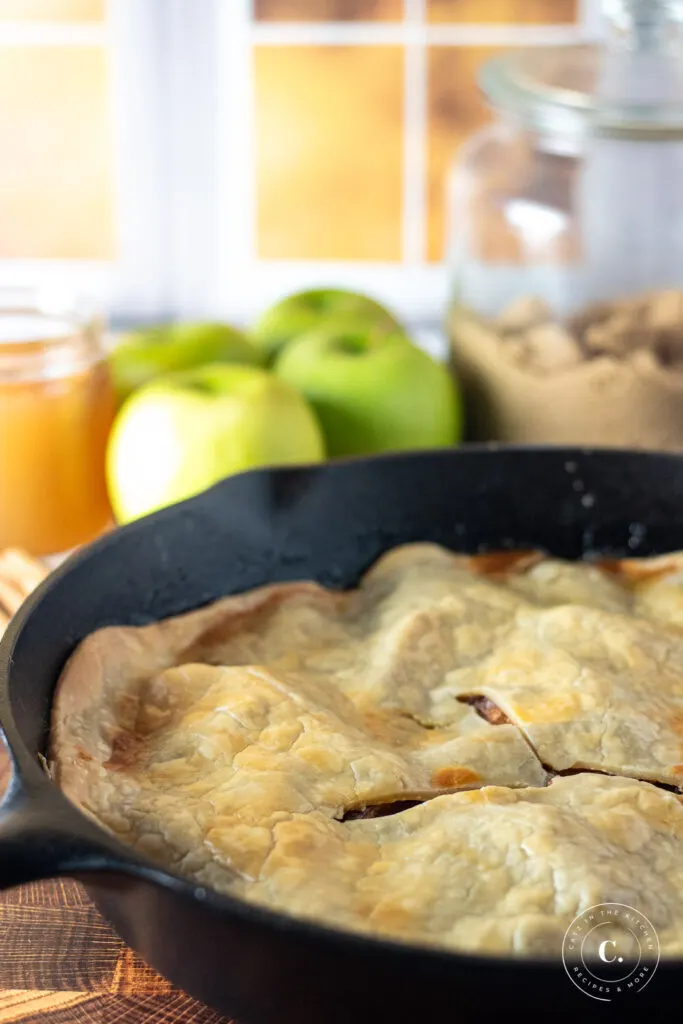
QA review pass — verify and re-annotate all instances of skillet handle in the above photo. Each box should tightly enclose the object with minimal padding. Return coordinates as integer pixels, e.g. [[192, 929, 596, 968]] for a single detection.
[[0, 763, 115, 891]]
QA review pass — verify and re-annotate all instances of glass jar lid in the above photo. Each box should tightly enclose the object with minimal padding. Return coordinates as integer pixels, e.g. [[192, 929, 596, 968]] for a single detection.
[[0, 286, 102, 381], [480, 0, 683, 140], [0, 286, 96, 345]]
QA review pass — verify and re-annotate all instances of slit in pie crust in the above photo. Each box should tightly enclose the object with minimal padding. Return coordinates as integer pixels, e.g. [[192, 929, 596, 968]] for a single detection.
[[50, 543, 683, 957]]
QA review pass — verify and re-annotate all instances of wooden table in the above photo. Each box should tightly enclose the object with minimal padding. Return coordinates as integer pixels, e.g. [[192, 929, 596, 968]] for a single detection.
[[0, 748, 233, 1024]]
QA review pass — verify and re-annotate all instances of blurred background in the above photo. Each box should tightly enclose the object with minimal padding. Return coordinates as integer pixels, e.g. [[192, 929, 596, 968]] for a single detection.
[[9, 0, 683, 582], [0, 0, 594, 328]]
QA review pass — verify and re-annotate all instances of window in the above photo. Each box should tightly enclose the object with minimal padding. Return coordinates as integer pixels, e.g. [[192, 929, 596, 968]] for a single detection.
[[0, 0, 594, 327], [0, 2, 113, 304]]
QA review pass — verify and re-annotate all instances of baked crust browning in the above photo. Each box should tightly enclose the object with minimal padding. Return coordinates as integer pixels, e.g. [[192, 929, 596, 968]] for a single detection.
[[50, 543, 683, 956], [245, 775, 683, 956]]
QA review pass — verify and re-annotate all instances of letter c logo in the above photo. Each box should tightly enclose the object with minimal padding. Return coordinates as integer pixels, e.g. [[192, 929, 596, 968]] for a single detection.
[[598, 940, 617, 963]]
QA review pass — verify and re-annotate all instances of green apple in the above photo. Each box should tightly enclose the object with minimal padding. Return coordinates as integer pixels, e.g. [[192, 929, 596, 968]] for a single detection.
[[274, 323, 462, 457], [109, 321, 263, 404], [251, 289, 402, 363], [107, 363, 325, 523]]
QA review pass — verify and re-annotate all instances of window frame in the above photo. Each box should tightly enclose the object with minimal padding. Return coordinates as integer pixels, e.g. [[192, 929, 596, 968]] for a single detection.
[[0, 0, 596, 328]]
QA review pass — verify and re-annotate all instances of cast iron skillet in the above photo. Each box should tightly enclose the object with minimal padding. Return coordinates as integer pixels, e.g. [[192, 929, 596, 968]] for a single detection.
[[1, 447, 682, 1024]]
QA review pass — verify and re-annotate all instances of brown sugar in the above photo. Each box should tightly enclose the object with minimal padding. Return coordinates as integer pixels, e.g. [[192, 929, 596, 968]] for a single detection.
[[449, 289, 683, 448]]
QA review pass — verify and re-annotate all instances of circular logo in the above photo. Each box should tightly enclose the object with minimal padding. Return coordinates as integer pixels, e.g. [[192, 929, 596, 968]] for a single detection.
[[562, 903, 660, 1002]]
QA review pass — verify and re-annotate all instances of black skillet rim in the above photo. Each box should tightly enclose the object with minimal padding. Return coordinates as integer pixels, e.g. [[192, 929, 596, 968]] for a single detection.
[[2, 444, 683, 973]]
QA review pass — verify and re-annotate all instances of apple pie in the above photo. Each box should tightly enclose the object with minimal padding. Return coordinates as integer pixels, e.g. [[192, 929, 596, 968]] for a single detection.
[[49, 544, 683, 957]]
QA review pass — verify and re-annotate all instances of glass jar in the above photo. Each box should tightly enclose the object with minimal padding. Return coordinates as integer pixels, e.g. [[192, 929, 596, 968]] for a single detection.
[[447, 0, 683, 449], [0, 288, 115, 556]]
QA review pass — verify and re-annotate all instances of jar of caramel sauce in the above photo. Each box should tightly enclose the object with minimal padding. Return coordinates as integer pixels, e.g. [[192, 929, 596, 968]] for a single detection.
[[0, 289, 115, 556]]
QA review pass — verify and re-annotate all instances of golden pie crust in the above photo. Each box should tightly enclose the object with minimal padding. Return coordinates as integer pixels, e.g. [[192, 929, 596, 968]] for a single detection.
[[50, 544, 683, 957]]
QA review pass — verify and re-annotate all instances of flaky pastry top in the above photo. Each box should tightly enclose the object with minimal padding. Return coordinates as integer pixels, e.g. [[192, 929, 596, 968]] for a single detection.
[[51, 544, 683, 956]]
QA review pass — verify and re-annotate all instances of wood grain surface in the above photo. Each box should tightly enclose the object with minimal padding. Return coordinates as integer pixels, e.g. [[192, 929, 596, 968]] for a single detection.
[[0, 745, 234, 1023]]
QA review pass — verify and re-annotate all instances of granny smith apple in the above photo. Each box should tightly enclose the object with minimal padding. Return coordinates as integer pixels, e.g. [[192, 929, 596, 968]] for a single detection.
[[251, 289, 402, 363], [109, 321, 263, 404], [107, 363, 325, 523], [274, 324, 462, 457]]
